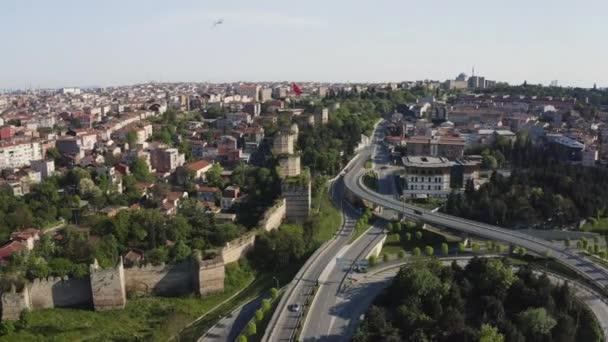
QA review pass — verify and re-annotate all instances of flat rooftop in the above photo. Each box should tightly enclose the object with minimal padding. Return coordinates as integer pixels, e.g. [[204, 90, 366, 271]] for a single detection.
[[402, 156, 453, 167]]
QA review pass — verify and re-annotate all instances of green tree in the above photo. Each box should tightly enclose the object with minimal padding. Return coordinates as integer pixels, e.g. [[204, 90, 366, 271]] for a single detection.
[[16, 309, 31, 330], [171, 240, 192, 262], [398, 250, 405, 259], [0, 321, 15, 336], [479, 324, 504, 342], [247, 321, 257, 336], [146, 246, 169, 265], [415, 231, 422, 240], [126, 130, 138, 148], [262, 299, 272, 312], [48, 258, 75, 277], [482, 155, 498, 170], [517, 308, 556, 336], [270, 287, 279, 300], [413, 247, 421, 257], [369, 255, 377, 266], [237, 335, 247, 342], [255, 309, 264, 322], [405, 232, 412, 242], [425, 246, 434, 256], [472, 243, 481, 253], [458, 242, 465, 254], [206, 163, 224, 187], [131, 157, 153, 182], [441, 243, 449, 256]]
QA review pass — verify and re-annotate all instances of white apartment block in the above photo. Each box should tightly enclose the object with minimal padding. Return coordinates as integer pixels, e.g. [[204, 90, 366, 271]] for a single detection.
[[0, 141, 43, 169], [402, 156, 452, 199]]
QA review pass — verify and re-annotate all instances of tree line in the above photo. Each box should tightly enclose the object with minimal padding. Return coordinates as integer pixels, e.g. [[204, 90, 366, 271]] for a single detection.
[[354, 258, 602, 342]]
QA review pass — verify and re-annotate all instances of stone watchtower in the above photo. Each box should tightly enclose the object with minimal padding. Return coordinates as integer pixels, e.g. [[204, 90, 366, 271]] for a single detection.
[[89, 258, 126, 311]]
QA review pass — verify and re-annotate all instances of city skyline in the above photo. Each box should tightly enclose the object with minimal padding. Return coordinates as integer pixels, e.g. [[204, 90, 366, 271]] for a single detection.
[[2, 0, 607, 89]]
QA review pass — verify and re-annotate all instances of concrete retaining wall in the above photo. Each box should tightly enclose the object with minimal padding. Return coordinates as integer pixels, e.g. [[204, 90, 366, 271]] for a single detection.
[[365, 235, 387, 259]]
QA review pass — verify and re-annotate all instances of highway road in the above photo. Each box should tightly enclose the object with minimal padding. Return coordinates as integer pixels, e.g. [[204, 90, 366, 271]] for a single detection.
[[200, 295, 266, 342], [344, 120, 608, 291], [262, 177, 358, 342], [299, 121, 395, 341]]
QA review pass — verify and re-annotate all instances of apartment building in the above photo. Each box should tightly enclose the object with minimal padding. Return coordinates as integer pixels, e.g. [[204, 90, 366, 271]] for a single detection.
[[0, 141, 43, 169], [405, 135, 465, 159], [402, 156, 453, 199], [150, 148, 185, 173]]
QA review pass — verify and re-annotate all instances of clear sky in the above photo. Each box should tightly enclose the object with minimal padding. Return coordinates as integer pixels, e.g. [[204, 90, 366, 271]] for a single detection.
[[1, 0, 606, 89]]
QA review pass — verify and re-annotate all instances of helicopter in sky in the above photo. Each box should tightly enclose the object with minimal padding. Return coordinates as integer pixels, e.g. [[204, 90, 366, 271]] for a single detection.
[[212, 19, 224, 28]]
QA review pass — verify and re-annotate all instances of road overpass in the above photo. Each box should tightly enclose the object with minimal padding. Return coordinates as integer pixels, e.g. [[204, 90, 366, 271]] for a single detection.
[[343, 144, 608, 291]]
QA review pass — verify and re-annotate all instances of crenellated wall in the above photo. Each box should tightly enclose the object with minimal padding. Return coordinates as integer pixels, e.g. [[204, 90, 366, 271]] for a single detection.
[[124, 260, 193, 296], [29, 277, 91, 309], [1, 285, 30, 321], [221, 233, 256, 264], [258, 199, 286, 232]]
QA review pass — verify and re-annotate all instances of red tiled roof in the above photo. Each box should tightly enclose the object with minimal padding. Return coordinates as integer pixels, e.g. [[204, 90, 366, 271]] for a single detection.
[[0, 241, 26, 260], [166, 192, 186, 202], [186, 159, 211, 171]]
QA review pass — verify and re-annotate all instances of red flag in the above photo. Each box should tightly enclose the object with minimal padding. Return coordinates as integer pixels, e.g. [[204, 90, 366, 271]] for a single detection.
[[292, 83, 302, 96]]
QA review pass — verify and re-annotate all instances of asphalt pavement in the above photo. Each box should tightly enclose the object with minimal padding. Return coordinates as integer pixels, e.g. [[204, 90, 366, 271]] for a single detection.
[[299, 122, 395, 341], [262, 177, 358, 342]]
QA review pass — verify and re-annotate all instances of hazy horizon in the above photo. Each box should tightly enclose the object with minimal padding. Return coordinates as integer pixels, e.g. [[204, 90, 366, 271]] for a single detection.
[[2, 0, 607, 90]]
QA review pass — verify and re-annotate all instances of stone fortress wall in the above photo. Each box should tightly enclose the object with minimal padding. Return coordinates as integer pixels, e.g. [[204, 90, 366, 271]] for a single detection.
[[0, 196, 290, 320]]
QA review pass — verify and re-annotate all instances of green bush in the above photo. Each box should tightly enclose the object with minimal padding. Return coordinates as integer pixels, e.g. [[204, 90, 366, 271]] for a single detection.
[[368, 255, 377, 266], [270, 287, 279, 300], [0, 321, 15, 336], [255, 309, 264, 322], [247, 321, 257, 336]]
